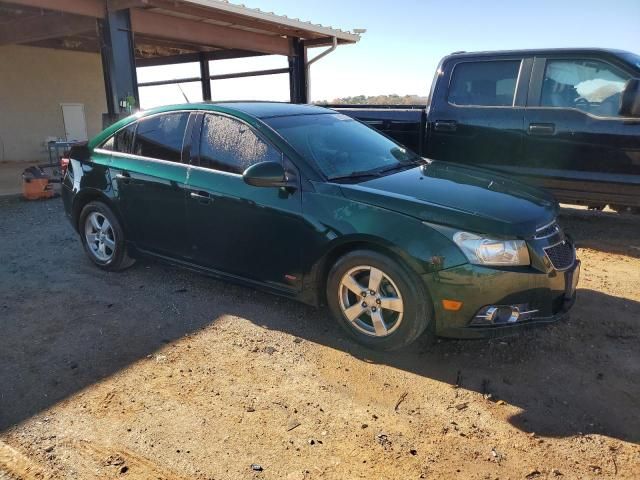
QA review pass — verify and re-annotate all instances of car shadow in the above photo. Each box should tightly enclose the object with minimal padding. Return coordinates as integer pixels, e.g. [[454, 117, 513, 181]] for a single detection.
[[0, 197, 638, 446]]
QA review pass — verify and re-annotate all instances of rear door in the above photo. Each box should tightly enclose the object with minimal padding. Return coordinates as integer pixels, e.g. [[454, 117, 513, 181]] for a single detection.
[[109, 111, 194, 258], [427, 56, 530, 171], [523, 55, 640, 206], [185, 112, 306, 292]]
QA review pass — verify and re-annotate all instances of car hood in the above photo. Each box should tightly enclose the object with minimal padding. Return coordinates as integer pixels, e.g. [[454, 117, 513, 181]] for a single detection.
[[338, 161, 558, 237]]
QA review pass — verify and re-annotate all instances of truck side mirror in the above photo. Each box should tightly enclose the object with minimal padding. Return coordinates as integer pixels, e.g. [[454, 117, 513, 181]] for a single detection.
[[619, 78, 640, 117]]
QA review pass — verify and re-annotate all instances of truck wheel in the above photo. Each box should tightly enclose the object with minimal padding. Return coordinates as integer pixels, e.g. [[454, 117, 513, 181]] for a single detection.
[[326, 250, 431, 351], [79, 201, 135, 271]]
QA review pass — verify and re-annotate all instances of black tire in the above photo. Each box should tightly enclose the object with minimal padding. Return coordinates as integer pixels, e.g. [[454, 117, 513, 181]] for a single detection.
[[78, 201, 135, 271], [326, 250, 431, 351]]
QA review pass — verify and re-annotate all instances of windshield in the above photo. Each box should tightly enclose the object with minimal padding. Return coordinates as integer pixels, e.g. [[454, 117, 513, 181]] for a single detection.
[[265, 113, 421, 180]]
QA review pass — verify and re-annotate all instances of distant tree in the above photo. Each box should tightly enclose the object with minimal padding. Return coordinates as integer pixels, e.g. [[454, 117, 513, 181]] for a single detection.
[[314, 94, 428, 105]]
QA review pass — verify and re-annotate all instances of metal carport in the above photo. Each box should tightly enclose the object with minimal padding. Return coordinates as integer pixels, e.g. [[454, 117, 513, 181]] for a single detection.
[[0, 0, 361, 126]]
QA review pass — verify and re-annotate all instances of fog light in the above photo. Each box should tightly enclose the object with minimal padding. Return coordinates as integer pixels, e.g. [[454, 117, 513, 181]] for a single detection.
[[470, 304, 538, 326]]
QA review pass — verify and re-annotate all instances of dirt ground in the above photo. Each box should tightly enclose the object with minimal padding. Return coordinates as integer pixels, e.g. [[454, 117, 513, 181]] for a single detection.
[[0, 196, 638, 480]]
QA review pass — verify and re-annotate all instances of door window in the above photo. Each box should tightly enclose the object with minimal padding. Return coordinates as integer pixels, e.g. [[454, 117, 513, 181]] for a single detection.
[[132, 112, 189, 162], [198, 114, 281, 174], [448, 60, 521, 107], [101, 123, 136, 153], [540, 59, 630, 117]]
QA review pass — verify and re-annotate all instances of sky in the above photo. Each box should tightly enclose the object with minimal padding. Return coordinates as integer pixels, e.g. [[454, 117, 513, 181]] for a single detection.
[[137, 0, 640, 108]]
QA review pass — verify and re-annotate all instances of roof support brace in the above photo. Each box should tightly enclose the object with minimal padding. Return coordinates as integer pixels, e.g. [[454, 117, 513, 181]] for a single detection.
[[100, 9, 139, 121], [199, 53, 212, 101], [289, 38, 308, 104]]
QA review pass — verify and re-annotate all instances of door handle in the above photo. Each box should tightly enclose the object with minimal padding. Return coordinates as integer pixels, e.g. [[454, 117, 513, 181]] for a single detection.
[[528, 123, 555, 135], [190, 191, 212, 204], [434, 120, 458, 132]]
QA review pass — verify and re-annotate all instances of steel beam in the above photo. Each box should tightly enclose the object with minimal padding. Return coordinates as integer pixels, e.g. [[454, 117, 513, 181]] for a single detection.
[[135, 50, 268, 68], [107, 0, 149, 11], [199, 53, 212, 101], [100, 9, 139, 118], [6, 0, 105, 18], [129, 9, 292, 56], [0, 13, 96, 45], [289, 38, 308, 104]]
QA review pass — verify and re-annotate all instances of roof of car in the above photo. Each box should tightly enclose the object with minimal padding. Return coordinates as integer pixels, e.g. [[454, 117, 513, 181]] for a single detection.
[[137, 101, 334, 121], [211, 101, 333, 118]]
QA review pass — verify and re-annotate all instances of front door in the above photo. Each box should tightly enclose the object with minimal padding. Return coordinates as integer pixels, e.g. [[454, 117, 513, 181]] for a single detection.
[[110, 111, 193, 258], [186, 112, 306, 292], [523, 57, 640, 205], [428, 57, 527, 172]]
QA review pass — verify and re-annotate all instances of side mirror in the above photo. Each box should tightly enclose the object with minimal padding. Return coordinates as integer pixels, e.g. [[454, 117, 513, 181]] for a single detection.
[[242, 161, 291, 188], [619, 78, 640, 117]]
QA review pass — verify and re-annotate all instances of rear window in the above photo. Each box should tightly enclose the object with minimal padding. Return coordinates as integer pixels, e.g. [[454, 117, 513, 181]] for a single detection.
[[448, 60, 521, 107], [132, 112, 189, 162]]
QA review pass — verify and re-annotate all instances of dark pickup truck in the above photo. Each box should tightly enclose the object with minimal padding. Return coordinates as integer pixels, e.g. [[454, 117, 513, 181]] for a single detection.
[[333, 48, 640, 211]]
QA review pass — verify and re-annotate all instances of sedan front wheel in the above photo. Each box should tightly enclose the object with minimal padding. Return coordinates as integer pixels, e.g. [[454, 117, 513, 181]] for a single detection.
[[327, 250, 431, 350]]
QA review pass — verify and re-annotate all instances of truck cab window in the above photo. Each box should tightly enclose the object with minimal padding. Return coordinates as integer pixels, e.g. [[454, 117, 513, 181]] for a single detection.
[[448, 60, 521, 107], [541, 59, 630, 117], [199, 114, 281, 174]]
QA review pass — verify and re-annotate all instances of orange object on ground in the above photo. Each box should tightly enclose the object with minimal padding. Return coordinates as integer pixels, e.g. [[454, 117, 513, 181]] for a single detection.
[[22, 167, 55, 200]]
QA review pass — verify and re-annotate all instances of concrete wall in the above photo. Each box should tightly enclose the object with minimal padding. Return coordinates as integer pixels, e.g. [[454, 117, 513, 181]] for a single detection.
[[0, 45, 107, 163]]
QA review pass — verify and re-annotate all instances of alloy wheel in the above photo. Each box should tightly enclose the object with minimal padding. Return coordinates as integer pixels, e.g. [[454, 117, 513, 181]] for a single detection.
[[338, 265, 404, 337], [84, 212, 116, 262]]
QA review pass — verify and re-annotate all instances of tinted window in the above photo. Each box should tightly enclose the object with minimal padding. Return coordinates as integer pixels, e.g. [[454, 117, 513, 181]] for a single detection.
[[448, 60, 521, 106], [132, 112, 189, 162], [101, 123, 136, 153], [265, 113, 421, 180], [199, 114, 281, 174], [541, 59, 630, 117]]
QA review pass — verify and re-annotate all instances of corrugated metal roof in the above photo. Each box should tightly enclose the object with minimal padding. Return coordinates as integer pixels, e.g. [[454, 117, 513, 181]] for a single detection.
[[178, 0, 362, 43]]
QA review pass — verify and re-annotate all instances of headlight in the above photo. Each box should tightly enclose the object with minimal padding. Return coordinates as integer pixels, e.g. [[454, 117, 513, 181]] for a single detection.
[[452, 231, 530, 266]]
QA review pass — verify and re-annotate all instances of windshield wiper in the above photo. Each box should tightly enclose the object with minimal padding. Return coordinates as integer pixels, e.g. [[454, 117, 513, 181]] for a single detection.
[[377, 158, 427, 175], [328, 170, 382, 182]]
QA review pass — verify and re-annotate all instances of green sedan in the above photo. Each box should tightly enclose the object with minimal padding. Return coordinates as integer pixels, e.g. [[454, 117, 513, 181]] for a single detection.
[[62, 102, 580, 350]]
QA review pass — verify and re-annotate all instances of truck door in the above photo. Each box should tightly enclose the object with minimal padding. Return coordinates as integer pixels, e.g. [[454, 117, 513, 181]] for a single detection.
[[523, 56, 640, 208], [427, 57, 530, 173]]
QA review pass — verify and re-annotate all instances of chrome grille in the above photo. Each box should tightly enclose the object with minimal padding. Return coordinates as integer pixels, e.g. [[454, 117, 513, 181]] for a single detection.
[[535, 220, 560, 239], [544, 241, 575, 270]]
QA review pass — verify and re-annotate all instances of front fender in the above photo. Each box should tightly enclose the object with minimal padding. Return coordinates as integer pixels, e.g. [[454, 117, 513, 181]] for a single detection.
[[300, 188, 467, 304]]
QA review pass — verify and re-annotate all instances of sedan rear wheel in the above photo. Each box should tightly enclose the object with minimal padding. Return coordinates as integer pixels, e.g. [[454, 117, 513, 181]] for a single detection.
[[79, 201, 135, 271], [84, 212, 116, 262]]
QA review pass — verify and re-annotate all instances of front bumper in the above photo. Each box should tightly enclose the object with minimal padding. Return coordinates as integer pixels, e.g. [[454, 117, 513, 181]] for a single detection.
[[424, 259, 580, 339]]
